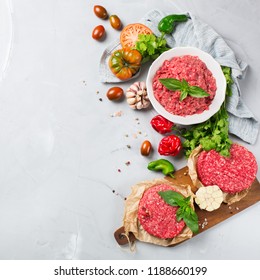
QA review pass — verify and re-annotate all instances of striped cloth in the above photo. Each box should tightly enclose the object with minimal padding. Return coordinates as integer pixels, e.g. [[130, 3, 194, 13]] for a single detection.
[[99, 9, 259, 144]]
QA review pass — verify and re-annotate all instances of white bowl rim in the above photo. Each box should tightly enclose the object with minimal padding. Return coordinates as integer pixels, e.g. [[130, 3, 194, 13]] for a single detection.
[[146, 46, 226, 125]]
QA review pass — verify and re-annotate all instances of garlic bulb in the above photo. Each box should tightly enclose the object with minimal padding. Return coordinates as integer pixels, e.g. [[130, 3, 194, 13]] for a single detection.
[[126, 81, 150, 110], [195, 185, 223, 212]]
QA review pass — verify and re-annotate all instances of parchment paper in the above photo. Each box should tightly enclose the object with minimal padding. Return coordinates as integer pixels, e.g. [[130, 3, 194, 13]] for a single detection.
[[187, 146, 249, 205], [123, 178, 194, 247]]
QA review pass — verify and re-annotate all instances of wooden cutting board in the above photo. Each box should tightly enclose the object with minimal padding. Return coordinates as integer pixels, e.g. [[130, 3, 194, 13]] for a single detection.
[[114, 166, 260, 246]]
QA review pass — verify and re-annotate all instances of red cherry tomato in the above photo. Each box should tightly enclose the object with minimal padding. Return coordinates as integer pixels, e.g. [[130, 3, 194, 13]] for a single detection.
[[93, 5, 108, 19], [109, 15, 122, 30], [106, 87, 124, 101], [141, 140, 152, 156], [92, 25, 105, 40]]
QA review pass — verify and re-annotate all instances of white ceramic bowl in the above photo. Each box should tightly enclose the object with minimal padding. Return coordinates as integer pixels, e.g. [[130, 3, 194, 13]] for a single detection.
[[146, 47, 226, 125]]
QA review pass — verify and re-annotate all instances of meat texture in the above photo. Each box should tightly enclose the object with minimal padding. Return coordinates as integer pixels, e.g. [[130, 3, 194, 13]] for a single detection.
[[197, 144, 258, 193], [138, 184, 185, 239]]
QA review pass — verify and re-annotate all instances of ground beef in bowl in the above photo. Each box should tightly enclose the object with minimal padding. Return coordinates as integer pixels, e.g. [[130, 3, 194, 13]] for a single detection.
[[152, 55, 217, 116]]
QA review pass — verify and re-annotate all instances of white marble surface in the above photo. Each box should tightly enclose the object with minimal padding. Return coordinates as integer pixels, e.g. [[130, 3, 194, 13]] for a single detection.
[[0, 0, 260, 260]]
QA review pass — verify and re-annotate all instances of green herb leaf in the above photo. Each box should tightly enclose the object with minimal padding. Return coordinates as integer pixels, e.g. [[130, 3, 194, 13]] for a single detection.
[[158, 190, 185, 207], [176, 103, 232, 157], [159, 78, 182, 91], [159, 78, 210, 101], [189, 86, 210, 98], [182, 209, 199, 234], [176, 207, 185, 222], [180, 90, 188, 101], [158, 190, 199, 233], [184, 196, 191, 204], [134, 34, 169, 64], [180, 78, 189, 91], [222, 66, 233, 97]]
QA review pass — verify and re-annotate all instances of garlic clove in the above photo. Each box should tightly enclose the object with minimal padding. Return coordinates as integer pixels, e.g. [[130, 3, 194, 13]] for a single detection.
[[140, 81, 146, 90], [126, 91, 135, 98], [127, 98, 136, 105], [136, 102, 143, 110]]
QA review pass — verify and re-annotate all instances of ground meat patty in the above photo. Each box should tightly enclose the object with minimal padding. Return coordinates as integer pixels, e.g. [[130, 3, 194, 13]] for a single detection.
[[138, 184, 185, 239], [197, 144, 258, 193]]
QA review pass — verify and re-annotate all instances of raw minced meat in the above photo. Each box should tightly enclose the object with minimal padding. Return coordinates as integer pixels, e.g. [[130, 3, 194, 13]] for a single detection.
[[152, 55, 217, 116], [197, 144, 258, 193], [138, 184, 185, 239]]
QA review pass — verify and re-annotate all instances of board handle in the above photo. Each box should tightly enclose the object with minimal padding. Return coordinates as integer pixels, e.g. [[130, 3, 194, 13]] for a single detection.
[[114, 226, 136, 245]]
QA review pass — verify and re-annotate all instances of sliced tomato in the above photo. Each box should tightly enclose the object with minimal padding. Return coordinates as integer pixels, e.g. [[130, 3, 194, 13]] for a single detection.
[[120, 23, 153, 48]]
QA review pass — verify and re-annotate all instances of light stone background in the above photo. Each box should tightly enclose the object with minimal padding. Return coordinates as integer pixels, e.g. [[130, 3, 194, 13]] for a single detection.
[[0, 0, 260, 259]]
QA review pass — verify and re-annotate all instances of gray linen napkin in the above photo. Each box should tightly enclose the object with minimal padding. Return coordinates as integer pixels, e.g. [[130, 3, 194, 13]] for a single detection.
[[99, 9, 259, 144]]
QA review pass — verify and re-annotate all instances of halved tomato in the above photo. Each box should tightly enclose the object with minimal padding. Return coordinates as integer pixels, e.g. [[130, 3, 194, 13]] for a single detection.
[[120, 23, 153, 48]]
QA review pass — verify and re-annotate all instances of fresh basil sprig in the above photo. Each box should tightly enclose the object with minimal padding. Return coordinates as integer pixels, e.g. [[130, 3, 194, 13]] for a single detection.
[[159, 78, 210, 101], [158, 190, 199, 233]]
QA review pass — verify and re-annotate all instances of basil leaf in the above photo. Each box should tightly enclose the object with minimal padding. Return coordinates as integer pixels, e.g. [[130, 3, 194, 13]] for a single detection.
[[159, 190, 199, 233], [189, 86, 210, 98], [159, 78, 210, 101], [176, 206, 199, 233], [158, 190, 185, 207], [177, 207, 199, 233], [184, 196, 191, 204], [182, 211, 199, 234], [180, 90, 188, 101], [181, 79, 189, 91], [159, 78, 182, 91], [176, 207, 184, 222]]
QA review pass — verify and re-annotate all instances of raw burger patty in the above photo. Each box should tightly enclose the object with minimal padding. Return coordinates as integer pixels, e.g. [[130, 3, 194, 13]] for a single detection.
[[197, 144, 258, 193], [138, 184, 185, 239]]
